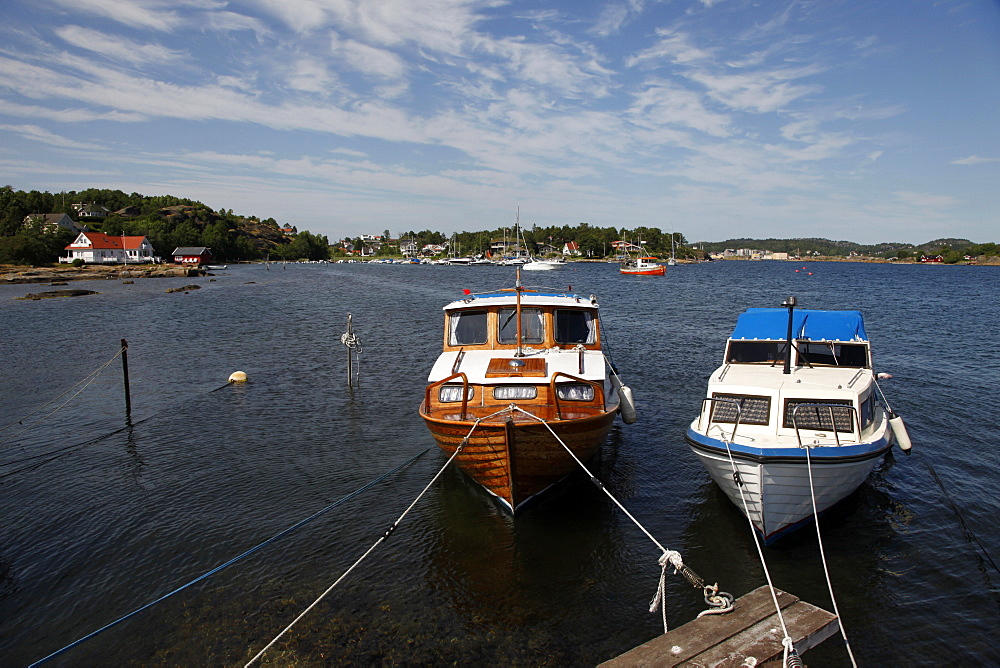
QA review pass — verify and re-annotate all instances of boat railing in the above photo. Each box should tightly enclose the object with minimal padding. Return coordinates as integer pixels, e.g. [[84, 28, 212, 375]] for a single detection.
[[550, 372, 605, 420], [698, 396, 743, 443], [424, 372, 471, 421], [789, 403, 859, 448]]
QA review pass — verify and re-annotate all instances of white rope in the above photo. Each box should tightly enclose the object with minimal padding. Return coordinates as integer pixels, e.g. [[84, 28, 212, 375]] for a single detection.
[[718, 437, 795, 666], [805, 448, 858, 667], [244, 416, 491, 667], [509, 406, 729, 632], [0, 347, 125, 446]]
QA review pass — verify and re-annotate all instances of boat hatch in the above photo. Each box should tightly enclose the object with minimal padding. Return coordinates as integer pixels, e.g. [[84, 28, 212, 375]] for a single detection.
[[783, 399, 854, 432], [449, 310, 487, 345], [485, 357, 547, 377], [710, 393, 771, 425]]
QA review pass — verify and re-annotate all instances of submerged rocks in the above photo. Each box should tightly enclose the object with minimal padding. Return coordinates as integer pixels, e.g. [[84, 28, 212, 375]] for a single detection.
[[166, 284, 201, 293], [18, 289, 99, 300]]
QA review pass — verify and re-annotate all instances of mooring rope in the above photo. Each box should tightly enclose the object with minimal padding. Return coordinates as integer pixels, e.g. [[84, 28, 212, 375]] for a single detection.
[[509, 406, 732, 632], [0, 346, 126, 447], [717, 435, 796, 667], [28, 449, 429, 667], [244, 417, 493, 666], [805, 448, 859, 668]]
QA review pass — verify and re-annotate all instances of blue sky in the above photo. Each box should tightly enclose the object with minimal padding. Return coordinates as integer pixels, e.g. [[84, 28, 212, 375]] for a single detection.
[[1, 0, 998, 245]]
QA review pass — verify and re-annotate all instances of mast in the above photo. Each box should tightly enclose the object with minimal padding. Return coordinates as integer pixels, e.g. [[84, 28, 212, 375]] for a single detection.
[[782, 296, 797, 374], [515, 267, 524, 357]]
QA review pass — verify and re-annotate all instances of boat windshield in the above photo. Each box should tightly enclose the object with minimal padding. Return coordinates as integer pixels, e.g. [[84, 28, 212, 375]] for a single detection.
[[726, 340, 787, 364], [555, 309, 596, 344], [449, 309, 488, 345], [796, 342, 869, 368], [498, 307, 544, 344]]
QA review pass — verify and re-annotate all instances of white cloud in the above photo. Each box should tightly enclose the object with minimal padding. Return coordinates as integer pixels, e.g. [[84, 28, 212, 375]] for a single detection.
[[892, 191, 960, 208], [48, 0, 184, 32], [55, 25, 185, 66], [0, 123, 104, 149], [626, 29, 714, 68], [950, 155, 999, 165], [687, 66, 824, 114], [333, 37, 407, 79]]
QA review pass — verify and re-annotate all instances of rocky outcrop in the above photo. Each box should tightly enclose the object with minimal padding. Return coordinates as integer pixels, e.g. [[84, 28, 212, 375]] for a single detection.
[[18, 289, 99, 300], [3, 265, 205, 283]]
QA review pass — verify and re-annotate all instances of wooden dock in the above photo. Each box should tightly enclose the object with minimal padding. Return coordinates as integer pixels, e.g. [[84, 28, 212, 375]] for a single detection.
[[600, 586, 838, 667]]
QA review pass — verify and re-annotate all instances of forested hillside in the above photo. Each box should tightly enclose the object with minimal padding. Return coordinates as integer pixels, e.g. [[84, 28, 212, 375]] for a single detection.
[[0, 186, 330, 264]]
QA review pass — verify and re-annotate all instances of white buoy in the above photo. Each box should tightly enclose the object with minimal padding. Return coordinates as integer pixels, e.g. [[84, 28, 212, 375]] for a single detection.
[[610, 374, 638, 424], [889, 414, 912, 451], [228, 371, 248, 383]]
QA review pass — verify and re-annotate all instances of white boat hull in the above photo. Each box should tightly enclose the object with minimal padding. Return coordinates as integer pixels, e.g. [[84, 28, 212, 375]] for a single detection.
[[686, 424, 891, 543]]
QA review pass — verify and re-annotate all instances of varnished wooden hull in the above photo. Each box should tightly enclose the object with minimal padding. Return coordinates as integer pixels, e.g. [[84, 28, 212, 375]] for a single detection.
[[420, 406, 617, 512]]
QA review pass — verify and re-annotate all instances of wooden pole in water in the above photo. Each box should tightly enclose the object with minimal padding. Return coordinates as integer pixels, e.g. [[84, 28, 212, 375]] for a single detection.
[[121, 338, 132, 415]]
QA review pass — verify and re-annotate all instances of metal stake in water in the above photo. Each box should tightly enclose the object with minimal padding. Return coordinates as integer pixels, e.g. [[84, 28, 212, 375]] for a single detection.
[[341, 314, 362, 388]]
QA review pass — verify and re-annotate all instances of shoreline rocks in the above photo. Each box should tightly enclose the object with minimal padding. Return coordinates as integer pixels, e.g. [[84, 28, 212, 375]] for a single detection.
[[2, 265, 206, 284]]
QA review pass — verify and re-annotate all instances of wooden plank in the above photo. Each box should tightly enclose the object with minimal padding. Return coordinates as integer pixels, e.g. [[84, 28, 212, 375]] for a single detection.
[[599, 587, 838, 668]]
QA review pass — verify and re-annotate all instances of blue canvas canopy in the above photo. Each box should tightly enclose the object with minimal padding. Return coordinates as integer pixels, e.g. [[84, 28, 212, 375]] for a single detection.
[[730, 308, 868, 342]]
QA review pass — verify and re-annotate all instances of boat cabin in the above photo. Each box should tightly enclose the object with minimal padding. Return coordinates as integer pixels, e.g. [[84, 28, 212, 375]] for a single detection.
[[443, 293, 601, 352], [426, 292, 610, 421], [702, 308, 880, 445]]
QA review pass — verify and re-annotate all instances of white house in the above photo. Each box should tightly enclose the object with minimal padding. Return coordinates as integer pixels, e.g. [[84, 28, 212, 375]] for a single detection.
[[61, 232, 159, 264], [563, 241, 582, 256], [24, 213, 85, 233], [72, 203, 110, 219]]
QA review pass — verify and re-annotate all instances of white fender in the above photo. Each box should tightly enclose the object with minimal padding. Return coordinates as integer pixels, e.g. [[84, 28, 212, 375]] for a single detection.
[[889, 414, 912, 451], [610, 374, 637, 424]]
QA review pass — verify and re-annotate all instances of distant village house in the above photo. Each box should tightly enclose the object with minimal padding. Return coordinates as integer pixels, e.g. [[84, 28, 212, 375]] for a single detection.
[[24, 213, 86, 234], [172, 247, 213, 265], [61, 232, 158, 264], [72, 203, 110, 220]]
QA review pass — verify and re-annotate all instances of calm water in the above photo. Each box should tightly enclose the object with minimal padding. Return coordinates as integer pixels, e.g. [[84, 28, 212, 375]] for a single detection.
[[1, 261, 997, 666]]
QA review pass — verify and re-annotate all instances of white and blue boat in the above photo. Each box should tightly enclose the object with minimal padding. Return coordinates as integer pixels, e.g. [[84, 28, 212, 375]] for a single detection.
[[685, 297, 909, 543]]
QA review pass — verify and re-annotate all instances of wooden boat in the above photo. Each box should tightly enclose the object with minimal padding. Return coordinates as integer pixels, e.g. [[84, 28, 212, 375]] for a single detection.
[[419, 273, 633, 511], [685, 298, 909, 543]]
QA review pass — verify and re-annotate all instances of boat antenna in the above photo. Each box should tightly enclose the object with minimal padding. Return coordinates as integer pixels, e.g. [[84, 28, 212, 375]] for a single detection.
[[782, 295, 797, 374], [515, 266, 524, 357]]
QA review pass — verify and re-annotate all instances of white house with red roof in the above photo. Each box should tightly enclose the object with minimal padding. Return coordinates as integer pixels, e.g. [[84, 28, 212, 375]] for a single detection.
[[61, 232, 159, 264]]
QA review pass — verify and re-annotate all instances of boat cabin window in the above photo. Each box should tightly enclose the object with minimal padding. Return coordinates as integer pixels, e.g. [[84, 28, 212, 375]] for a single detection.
[[493, 385, 537, 400], [796, 342, 869, 368], [860, 392, 875, 428], [556, 383, 594, 401], [726, 341, 787, 364], [449, 310, 488, 345], [498, 307, 544, 344], [555, 309, 596, 344], [783, 400, 854, 432], [710, 393, 771, 425], [439, 385, 475, 402]]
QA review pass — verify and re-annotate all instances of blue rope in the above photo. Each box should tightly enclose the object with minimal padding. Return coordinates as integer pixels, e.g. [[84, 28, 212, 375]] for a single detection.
[[29, 447, 430, 666]]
